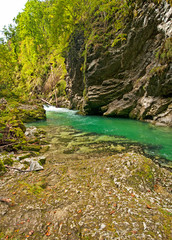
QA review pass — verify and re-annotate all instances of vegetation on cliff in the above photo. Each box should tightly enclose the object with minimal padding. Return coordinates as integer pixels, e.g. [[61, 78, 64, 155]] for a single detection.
[[1, 0, 170, 103], [0, 0, 171, 128]]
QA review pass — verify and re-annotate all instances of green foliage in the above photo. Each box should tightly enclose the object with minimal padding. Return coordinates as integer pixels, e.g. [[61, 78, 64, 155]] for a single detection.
[[1, 0, 168, 102], [57, 80, 67, 97], [43, 53, 67, 96], [0, 42, 17, 97], [1, 0, 130, 99]]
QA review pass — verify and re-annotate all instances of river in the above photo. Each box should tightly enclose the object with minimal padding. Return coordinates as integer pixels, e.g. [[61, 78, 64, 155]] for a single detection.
[[27, 105, 172, 162]]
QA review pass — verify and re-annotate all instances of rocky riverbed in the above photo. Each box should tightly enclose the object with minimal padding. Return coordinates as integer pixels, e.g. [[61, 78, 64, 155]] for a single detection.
[[0, 125, 172, 239]]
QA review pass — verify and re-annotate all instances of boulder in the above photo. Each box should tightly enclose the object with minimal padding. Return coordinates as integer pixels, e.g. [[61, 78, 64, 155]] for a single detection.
[[29, 161, 44, 171]]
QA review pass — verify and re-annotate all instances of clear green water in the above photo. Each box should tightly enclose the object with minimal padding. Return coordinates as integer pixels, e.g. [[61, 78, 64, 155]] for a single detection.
[[29, 106, 172, 161]]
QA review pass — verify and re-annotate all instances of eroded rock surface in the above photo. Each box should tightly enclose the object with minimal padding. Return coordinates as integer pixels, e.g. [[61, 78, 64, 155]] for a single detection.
[[66, 1, 172, 126], [0, 126, 171, 239]]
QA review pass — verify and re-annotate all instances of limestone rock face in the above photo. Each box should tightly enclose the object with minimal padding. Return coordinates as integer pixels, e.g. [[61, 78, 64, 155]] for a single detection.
[[65, 28, 85, 110], [66, 1, 172, 126]]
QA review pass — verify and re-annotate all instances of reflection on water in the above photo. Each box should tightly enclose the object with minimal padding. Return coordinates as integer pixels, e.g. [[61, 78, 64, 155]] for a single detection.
[[27, 106, 172, 161]]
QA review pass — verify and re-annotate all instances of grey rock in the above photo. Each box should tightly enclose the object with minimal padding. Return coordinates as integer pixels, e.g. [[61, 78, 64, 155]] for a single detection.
[[25, 127, 38, 137], [66, 1, 172, 126], [0, 98, 7, 104], [100, 223, 106, 230], [29, 161, 44, 171]]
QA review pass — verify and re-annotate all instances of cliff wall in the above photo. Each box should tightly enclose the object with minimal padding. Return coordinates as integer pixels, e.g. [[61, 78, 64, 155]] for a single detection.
[[66, 1, 172, 126]]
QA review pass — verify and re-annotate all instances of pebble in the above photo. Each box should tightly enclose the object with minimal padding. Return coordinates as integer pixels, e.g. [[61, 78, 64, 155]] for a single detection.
[[100, 224, 106, 230]]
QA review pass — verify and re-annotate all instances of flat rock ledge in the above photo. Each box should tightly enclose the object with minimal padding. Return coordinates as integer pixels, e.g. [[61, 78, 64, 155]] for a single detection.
[[0, 125, 171, 239]]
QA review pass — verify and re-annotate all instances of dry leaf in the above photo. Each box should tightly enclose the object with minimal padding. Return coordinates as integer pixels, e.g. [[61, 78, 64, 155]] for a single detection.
[[29, 230, 34, 236], [146, 204, 152, 209], [110, 210, 115, 215], [0, 198, 12, 203], [45, 232, 51, 236]]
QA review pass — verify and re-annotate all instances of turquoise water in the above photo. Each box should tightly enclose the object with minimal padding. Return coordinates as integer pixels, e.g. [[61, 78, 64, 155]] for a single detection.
[[29, 106, 172, 161]]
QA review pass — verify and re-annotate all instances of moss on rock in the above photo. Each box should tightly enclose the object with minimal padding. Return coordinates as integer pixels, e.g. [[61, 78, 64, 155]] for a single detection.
[[0, 159, 6, 173]]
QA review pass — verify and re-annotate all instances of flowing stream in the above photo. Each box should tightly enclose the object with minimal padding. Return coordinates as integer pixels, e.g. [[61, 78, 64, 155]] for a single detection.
[[28, 106, 172, 162]]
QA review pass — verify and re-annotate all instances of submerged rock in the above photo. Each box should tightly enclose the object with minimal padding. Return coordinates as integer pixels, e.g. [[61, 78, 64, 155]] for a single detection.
[[0, 125, 172, 239]]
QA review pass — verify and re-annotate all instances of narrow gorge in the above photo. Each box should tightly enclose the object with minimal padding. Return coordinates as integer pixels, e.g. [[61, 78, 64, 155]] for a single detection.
[[0, 1, 172, 239], [66, 0, 172, 127]]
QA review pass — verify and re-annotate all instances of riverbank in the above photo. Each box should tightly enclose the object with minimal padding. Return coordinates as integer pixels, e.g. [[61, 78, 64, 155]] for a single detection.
[[0, 98, 46, 152], [0, 125, 172, 239]]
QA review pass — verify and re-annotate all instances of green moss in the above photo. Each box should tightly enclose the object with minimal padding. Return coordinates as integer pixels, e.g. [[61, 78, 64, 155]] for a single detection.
[[82, 44, 88, 100], [150, 65, 167, 75], [40, 145, 50, 153], [28, 184, 44, 195], [19, 181, 44, 195], [110, 144, 126, 152], [156, 37, 172, 64], [0, 232, 5, 238], [0, 116, 26, 150], [138, 164, 153, 179], [38, 157, 46, 165], [77, 146, 93, 153], [0, 159, 6, 173], [16, 108, 46, 123], [127, 156, 156, 190], [23, 144, 41, 152], [83, 88, 87, 98], [18, 153, 32, 160], [3, 156, 14, 166]]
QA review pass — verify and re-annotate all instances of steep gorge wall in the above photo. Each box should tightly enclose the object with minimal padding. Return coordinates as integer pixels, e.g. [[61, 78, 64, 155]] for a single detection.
[[66, 1, 172, 126]]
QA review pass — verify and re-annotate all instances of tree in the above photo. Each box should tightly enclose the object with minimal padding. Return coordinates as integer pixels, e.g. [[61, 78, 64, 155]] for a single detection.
[[0, 41, 16, 97]]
